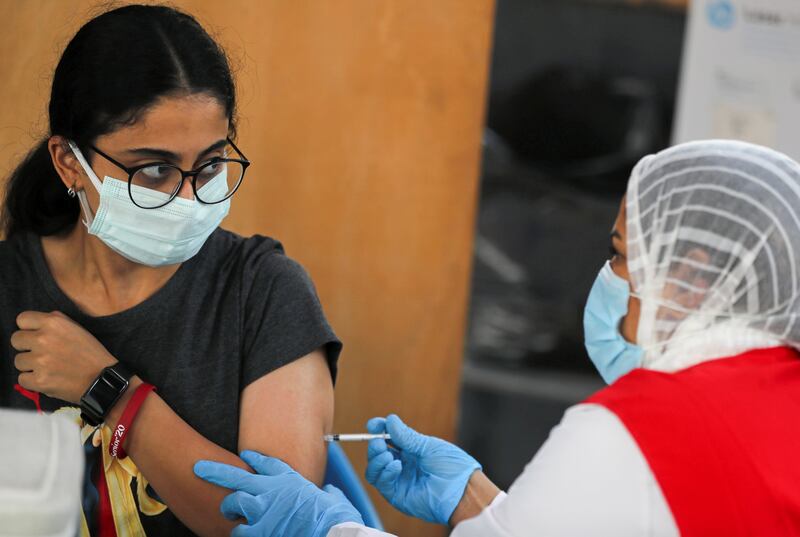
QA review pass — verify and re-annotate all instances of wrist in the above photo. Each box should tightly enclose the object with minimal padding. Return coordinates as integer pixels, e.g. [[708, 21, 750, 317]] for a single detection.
[[106, 376, 143, 427], [79, 362, 134, 426], [448, 471, 501, 527], [313, 506, 363, 537]]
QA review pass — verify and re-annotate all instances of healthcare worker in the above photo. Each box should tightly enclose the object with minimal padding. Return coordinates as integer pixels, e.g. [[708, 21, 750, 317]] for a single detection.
[[195, 140, 800, 536]]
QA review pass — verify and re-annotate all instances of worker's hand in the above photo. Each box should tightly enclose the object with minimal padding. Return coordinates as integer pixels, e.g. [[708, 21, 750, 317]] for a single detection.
[[11, 311, 117, 404], [194, 450, 363, 537], [365, 414, 481, 525]]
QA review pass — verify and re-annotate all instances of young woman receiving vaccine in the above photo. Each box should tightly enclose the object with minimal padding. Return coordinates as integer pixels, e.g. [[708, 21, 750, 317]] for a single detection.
[[0, 5, 340, 537]]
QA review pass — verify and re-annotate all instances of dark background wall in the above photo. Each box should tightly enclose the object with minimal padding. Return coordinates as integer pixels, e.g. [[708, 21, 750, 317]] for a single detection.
[[459, 0, 688, 490], [489, 0, 686, 110]]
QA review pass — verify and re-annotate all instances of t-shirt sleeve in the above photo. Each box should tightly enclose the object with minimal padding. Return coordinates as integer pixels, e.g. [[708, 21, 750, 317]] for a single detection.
[[239, 240, 342, 389]]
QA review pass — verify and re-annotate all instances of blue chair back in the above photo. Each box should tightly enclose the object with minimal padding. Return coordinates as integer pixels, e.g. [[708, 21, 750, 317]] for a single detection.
[[324, 442, 384, 530]]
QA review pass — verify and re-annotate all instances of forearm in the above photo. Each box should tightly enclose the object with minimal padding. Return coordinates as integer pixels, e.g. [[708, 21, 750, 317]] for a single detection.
[[107, 377, 246, 537], [449, 471, 502, 527]]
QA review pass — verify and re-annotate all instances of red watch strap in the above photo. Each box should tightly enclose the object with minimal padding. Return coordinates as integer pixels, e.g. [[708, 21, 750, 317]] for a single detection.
[[109, 383, 155, 459]]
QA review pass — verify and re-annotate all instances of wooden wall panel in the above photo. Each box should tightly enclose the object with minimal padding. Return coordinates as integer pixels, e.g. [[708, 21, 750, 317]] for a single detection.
[[0, 1, 495, 536]]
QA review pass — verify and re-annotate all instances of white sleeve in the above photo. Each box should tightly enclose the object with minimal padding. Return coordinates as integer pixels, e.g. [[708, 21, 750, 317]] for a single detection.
[[451, 404, 679, 537], [327, 522, 397, 537]]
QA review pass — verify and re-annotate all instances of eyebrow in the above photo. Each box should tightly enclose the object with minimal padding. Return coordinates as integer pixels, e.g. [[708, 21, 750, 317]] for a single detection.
[[610, 230, 623, 241], [123, 139, 228, 161]]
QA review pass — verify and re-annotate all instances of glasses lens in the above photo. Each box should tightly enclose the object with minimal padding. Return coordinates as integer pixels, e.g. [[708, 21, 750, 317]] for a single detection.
[[194, 160, 245, 204], [130, 165, 183, 208]]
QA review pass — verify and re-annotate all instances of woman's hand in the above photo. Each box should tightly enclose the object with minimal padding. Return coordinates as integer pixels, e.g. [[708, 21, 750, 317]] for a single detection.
[[11, 310, 117, 403]]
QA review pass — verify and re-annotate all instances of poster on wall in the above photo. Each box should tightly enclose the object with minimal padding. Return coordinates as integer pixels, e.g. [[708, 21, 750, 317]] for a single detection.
[[673, 0, 800, 160]]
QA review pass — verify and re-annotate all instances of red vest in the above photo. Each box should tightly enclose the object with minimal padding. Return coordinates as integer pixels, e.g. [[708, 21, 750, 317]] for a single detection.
[[585, 346, 800, 537]]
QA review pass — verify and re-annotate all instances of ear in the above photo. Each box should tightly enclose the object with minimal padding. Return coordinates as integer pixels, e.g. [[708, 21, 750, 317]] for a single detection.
[[47, 136, 87, 192]]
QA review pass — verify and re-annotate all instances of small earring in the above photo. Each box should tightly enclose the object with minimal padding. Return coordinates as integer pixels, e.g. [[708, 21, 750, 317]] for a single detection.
[[67, 186, 77, 198]]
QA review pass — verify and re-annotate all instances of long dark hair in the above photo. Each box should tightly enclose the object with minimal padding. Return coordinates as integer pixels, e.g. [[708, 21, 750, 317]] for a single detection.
[[1, 4, 237, 237]]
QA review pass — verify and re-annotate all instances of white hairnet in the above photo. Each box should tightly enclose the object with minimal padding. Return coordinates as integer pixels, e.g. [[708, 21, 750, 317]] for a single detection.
[[626, 139, 800, 371]]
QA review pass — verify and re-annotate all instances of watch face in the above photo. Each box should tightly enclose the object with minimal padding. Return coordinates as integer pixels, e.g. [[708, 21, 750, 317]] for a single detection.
[[104, 367, 130, 389], [80, 367, 130, 424]]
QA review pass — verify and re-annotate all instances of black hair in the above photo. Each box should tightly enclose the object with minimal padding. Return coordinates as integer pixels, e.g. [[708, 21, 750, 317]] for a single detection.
[[1, 4, 237, 237]]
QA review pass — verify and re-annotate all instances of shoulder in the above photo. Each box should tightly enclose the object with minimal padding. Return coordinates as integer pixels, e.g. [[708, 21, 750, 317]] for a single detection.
[[514, 404, 646, 488], [585, 368, 677, 409], [0, 239, 11, 264], [203, 228, 306, 277], [486, 403, 677, 536], [513, 404, 642, 484], [203, 228, 284, 264], [201, 228, 316, 297], [0, 233, 35, 276], [0, 232, 29, 256], [543, 403, 640, 459]]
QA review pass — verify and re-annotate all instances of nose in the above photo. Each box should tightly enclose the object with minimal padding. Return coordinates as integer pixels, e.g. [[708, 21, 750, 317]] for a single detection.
[[176, 176, 195, 200]]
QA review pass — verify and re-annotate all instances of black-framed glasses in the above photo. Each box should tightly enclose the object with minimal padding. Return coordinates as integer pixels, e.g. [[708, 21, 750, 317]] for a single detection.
[[89, 138, 250, 209]]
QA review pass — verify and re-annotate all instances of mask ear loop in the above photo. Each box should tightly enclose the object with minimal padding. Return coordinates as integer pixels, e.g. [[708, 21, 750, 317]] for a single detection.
[[66, 141, 103, 229]]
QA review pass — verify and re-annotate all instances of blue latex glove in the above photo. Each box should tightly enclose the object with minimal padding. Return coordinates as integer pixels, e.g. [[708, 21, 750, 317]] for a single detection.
[[365, 414, 481, 525], [194, 450, 364, 537]]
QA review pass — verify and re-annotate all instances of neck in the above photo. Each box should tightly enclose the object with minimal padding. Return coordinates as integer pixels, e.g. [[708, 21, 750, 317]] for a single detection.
[[40, 221, 180, 316], [645, 321, 783, 373]]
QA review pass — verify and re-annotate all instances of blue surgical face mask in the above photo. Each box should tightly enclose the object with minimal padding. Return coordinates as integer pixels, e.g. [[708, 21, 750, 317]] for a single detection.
[[583, 261, 644, 383], [68, 141, 230, 267]]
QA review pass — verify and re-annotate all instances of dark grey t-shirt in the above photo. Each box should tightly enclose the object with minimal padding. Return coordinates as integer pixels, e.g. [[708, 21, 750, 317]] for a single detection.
[[0, 228, 341, 536]]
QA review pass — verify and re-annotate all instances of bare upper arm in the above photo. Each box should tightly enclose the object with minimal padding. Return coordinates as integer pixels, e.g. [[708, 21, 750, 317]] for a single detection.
[[237, 349, 334, 485]]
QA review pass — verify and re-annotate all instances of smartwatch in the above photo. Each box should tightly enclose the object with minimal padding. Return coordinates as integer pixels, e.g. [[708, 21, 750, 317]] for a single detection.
[[79, 362, 133, 426]]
